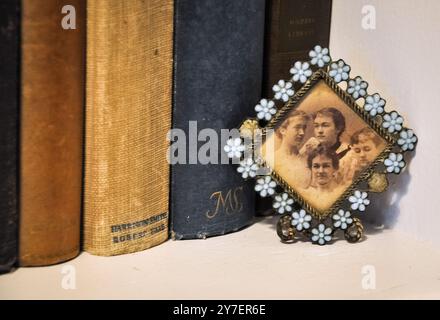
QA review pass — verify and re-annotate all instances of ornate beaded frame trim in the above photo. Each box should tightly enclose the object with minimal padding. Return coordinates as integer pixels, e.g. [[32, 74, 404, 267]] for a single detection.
[[223, 45, 417, 245]]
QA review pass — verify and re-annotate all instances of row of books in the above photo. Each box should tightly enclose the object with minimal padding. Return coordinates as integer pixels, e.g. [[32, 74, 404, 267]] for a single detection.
[[0, 0, 332, 273]]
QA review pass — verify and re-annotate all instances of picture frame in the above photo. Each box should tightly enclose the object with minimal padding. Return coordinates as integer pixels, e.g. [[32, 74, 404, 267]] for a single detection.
[[224, 45, 417, 245], [261, 69, 395, 219]]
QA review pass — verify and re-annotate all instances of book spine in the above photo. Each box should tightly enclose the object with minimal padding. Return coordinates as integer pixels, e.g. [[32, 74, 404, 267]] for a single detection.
[[0, 0, 20, 273], [84, 0, 174, 256], [170, 0, 266, 239], [19, 0, 85, 266], [258, 0, 333, 215], [263, 0, 333, 96]]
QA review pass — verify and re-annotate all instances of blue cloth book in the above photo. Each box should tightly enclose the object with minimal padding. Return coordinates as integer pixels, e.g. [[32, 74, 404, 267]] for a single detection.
[[170, 0, 266, 239]]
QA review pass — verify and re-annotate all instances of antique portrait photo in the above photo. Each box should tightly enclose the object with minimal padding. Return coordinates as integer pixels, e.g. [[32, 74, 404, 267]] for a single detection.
[[262, 81, 388, 213]]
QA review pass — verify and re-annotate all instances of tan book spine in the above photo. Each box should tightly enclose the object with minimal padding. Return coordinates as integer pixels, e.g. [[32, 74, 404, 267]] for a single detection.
[[84, 0, 173, 256], [20, 0, 85, 266]]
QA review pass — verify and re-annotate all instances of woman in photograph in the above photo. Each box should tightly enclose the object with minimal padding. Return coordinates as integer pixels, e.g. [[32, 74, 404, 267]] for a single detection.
[[275, 110, 309, 156], [299, 107, 350, 159], [300, 146, 346, 212], [340, 127, 383, 184], [273, 110, 311, 188]]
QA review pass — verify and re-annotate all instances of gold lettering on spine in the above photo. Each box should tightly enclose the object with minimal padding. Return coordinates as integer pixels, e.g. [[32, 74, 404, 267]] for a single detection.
[[206, 187, 244, 219]]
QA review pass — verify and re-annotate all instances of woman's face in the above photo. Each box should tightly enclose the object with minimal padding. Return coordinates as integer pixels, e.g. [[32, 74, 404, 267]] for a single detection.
[[311, 154, 336, 187], [280, 116, 307, 148], [313, 114, 338, 147], [352, 138, 376, 168]]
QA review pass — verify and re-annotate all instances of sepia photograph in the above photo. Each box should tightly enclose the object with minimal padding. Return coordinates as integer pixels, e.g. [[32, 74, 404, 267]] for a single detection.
[[262, 81, 388, 213]]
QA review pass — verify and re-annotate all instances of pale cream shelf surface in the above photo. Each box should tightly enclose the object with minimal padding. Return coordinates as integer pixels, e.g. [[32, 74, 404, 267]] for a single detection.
[[1, 217, 440, 299]]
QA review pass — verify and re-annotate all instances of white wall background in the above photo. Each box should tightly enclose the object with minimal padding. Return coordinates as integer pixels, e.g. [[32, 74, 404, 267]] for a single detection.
[[330, 0, 440, 246]]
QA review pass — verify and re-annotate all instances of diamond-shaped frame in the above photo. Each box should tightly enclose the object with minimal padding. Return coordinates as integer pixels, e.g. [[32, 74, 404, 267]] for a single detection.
[[260, 69, 397, 219], [225, 45, 417, 245]]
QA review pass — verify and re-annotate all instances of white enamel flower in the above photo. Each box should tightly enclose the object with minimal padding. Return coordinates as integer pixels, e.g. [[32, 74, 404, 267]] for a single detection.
[[332, 209, 353, 230], [309, 45, 331, 68], [272, 80, 294, 102], [291, 209, 312, 231], [311, 224, 332, 245], [364, 93, 385, 116], [255, 99, 276, 121], [290, 61, 312, 84], [397, 129, 417, 151], [349, 190, 370, 212], [254, 176, 277, 197], [273, 193, 294, 214], [384, 153, 406, 174], [347, 76, 368, 99], [237, 158, 259, 179], [328, 60, 351, 83], [223, 138, 245, 159], [382, 111, 404, 133]]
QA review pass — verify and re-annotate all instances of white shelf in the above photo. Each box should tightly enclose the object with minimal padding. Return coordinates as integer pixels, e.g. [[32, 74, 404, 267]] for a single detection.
[[1, 217, 440, 299]]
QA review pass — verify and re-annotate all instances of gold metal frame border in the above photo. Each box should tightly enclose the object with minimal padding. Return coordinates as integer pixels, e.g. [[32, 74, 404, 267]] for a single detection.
[[261, 69, 397, 220]]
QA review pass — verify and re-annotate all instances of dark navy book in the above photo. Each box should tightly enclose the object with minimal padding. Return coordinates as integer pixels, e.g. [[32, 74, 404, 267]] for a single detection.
[[170, 0, 266, 239], [0, 0, 19, 274]]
